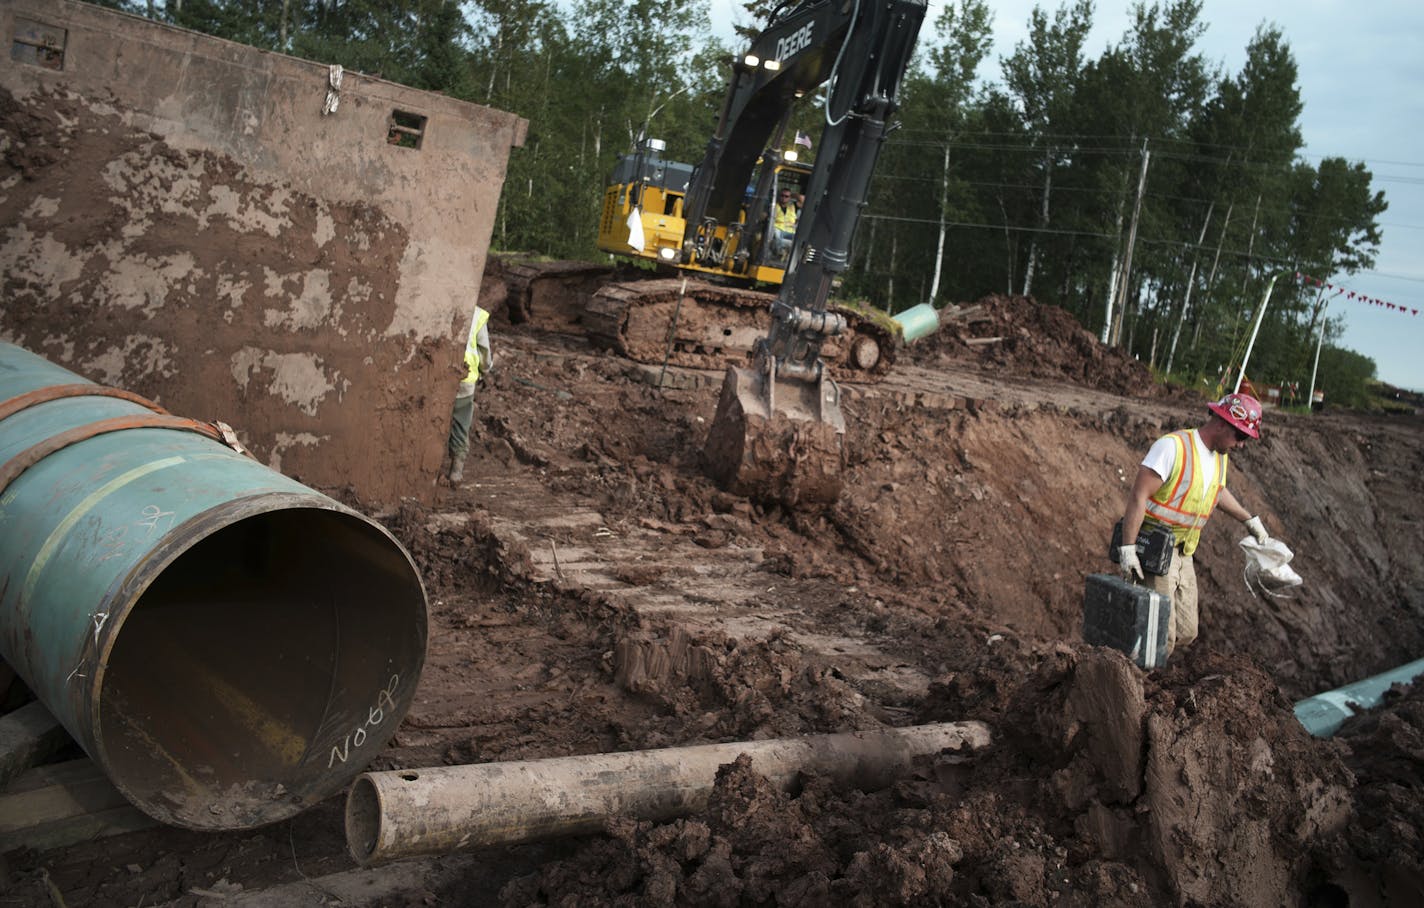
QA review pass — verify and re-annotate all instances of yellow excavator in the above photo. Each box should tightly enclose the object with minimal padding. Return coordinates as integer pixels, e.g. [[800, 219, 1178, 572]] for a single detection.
[[584, 0, 929, 507], [585, 141, 898, 383], [588, 0, 928, 507]]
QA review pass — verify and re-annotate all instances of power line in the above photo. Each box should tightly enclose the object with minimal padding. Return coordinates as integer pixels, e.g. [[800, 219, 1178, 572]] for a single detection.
[[886, 133, 1424, 188], [858, 211, 1416, 299], [1355, 268, 1424, 284], [892, 127, 1424, 171], [870, 172, 1411, 232]]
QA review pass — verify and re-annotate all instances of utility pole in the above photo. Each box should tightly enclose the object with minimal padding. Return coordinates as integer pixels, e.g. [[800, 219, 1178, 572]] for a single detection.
[[1307, 312, 1327, 411], [1234, 272, 1281, 394], [1305, 284, 1336, 411], [1109, 138, 1150, 347]]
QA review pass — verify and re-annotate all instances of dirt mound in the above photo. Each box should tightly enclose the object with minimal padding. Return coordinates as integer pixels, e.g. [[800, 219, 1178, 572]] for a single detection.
[[491, 649, 1371, 907], [910, 294, 1184, 399]]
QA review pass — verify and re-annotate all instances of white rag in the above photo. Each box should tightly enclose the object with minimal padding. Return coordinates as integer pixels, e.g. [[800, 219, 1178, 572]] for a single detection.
[[626, 208, 646, 252], [1240, 536, 1304, 598]]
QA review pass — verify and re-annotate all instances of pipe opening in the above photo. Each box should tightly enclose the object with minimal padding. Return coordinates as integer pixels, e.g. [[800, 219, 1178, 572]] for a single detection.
[[346, 775, 382, 862], [96, 506, 426, 829]]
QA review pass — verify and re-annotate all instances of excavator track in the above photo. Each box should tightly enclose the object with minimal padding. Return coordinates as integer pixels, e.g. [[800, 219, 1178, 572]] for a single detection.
[[583, 277, 898, 382], [496, 257, 615, 329]]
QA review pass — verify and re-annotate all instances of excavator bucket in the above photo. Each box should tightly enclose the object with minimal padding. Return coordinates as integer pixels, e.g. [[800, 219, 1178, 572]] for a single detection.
[[703, 360, 845, 507]]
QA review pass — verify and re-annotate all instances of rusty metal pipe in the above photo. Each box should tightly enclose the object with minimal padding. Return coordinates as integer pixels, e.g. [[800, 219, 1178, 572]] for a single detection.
[[346, 721, 990, 865], [0, 343, 428, 829]]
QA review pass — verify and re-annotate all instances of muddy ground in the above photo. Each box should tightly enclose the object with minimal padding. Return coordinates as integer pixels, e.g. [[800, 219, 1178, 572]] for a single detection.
[[4, 278, 1423, 906]]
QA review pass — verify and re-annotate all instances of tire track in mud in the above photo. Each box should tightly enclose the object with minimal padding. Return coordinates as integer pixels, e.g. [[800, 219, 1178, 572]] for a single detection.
[[462, 468, 932, 711]]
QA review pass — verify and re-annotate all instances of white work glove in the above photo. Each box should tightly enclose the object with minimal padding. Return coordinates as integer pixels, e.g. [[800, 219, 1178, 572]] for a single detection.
[[1244, 515, 1270, 545], [1118, 544, 1144, 581]]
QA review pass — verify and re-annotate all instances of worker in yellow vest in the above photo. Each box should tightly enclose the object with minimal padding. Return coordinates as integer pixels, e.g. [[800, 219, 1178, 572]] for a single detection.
[[770, 187, 799, 258], [1117, 392, 1281, 656], [447, 305, 492, 484]]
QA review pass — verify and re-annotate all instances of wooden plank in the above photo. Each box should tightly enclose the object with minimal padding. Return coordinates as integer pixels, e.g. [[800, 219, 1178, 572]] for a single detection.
[[2, 757, 110, 795], [0, 758, 156, 853], [0, 700, 72, 790], [0, 804, 156, 854], [224, 855, 480, 907]]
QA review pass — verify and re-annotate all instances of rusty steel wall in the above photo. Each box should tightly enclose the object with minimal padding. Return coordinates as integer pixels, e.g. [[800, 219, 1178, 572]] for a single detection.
[[0, 0, 528, 502]]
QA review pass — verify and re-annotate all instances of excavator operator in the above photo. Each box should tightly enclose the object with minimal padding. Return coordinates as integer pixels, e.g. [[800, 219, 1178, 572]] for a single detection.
[[771, 187, 799, 258]]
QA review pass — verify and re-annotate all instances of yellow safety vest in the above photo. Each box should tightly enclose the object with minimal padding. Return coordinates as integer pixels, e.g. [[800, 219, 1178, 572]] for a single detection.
[[774, 202, 798, 234], [463, 306, 490, 384], [1142, 429, 1227, 556]]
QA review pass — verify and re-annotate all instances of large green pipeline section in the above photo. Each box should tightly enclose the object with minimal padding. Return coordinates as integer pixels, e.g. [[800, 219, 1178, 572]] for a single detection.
[[0, 342, 428, 830]]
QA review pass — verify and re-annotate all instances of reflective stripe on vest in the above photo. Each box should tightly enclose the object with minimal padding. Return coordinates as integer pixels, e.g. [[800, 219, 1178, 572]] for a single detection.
[[463, 306, 490, 384], [1143, 429, 1227, 556]]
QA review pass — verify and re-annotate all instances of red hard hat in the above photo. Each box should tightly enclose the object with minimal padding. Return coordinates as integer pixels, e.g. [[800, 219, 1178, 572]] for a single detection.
[[1207, 392, 1262, 439]]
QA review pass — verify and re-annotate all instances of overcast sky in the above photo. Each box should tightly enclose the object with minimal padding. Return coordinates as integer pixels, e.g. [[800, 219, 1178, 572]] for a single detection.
[[709, 0, 1424, 391]]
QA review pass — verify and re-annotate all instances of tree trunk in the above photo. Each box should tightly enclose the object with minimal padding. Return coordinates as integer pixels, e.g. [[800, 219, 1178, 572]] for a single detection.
[[1192, 200, 1234, 351], [1165, 201, 1214, 375], [1022, 150, 1052, 298], [888, 232, 898, 309], [1101, 203, 1124, 343], [928, 142, 952, 304], [1232, 193, 1263, 346], [1125, 276, 1144, 353], [864, 216, 878, 274], [997, 196, 1014, 296], [1111, 139, 1151, 347]]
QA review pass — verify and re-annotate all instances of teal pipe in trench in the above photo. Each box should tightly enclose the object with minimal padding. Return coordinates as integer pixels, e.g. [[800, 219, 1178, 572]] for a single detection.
[[890, 303, 940, 343], [0, 343, 428, 829], [1294, 657, 1424, 738]]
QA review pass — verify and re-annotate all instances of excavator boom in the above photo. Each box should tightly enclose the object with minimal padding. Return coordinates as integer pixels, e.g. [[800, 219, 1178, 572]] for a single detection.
[[702, 0, 928, 506]]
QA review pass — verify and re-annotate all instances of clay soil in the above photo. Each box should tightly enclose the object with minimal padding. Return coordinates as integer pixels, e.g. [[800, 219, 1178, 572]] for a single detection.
[[5, 279, 1424, 907]]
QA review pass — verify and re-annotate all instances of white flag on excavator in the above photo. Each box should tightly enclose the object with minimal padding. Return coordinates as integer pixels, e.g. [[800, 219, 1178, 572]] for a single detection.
[[626, 208, 645, 252]]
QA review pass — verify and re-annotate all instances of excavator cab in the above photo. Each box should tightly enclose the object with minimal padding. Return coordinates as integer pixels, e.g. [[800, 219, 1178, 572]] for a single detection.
[[597, 139, 811, 287], [596, 139, 693, 268]]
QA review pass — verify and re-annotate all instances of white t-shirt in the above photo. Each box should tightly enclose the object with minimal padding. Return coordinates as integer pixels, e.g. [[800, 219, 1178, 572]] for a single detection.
[[1140, 430, 1215, 485]]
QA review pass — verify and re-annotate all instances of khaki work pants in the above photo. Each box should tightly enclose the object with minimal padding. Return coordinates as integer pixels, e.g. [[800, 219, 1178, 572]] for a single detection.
[[1144, 551, 1198, 655]]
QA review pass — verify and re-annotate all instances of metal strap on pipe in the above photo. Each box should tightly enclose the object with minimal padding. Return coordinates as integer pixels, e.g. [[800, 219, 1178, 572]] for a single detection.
[[0, 414, 242, 498], [0, 384, 168, 423]]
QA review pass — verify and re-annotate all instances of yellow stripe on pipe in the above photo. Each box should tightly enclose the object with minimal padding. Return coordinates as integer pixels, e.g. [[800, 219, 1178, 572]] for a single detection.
[[21, 456, 189, 606], [155, 637, 309, 767]]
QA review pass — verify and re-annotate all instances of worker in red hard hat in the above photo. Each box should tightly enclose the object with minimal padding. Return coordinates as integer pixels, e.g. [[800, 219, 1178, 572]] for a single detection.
[[1116, 391, 1281, 658]]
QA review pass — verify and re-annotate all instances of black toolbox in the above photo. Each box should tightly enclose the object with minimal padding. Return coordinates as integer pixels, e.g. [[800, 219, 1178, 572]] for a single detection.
[[1108, 520, 1175, 576], [1083, 573, 1171, 669]]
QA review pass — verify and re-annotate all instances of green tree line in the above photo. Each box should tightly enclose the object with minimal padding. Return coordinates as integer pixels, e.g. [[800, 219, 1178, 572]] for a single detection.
[[98, 0, 1388, 407]]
